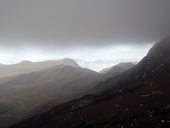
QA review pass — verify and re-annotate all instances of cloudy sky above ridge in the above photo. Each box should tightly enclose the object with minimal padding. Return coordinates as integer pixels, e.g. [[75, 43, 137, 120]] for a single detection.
[[0, 0, 169, 70], [0, 0, 170, 46]]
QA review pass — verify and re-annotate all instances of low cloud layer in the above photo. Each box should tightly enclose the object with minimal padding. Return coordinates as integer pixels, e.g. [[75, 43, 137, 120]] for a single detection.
[[0, 0, 170, 49]]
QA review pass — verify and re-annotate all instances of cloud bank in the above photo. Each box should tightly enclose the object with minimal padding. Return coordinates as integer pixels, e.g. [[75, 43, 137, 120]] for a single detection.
[[0, 0, 169, 49]]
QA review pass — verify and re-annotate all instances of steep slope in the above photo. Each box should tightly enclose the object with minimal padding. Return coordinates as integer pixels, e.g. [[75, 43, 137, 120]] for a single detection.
[[0, 58, 79, 78], [95, 36, 170, 93], [10, 36, 170, 128], [0, 64, 101, 128], [10, 73, 170, 128], [100, 62, 135, 80]]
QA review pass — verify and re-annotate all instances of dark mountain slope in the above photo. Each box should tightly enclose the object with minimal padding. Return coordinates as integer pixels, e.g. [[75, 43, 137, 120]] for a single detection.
[[10, 72, 170, 128], [95, 36, 170, 93], [10, 36, 170, 128]]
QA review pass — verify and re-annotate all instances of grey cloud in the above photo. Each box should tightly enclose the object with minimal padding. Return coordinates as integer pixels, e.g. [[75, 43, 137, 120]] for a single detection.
[[0, 0, 170, 49]]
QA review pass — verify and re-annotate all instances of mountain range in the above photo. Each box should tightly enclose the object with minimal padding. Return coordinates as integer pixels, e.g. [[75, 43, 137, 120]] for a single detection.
[[0, 56, 135, 128], [0, 58, 79, 78], [0, 59, 100, 128], [9, 36, 170, 128]]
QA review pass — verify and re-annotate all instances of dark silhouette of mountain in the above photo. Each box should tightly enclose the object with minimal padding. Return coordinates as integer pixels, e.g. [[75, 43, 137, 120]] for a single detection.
[[9, 36, 170, 128], [95, 36, 170, 93], [0, 58, 79, 78], [100, 62, 135, 80], [0, 60, 101, 128]]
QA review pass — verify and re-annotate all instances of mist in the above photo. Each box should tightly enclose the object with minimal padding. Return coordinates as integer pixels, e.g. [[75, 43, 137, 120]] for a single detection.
[[0, 43, 152, 71]]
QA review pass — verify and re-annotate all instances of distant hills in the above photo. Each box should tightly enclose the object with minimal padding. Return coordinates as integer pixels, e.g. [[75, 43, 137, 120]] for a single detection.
[[0, 57, 135, 128], [10, 37, 170, 128], [100, 62, 135, 80], [0, 59, 101, 128], [0, 58, 79, 78]]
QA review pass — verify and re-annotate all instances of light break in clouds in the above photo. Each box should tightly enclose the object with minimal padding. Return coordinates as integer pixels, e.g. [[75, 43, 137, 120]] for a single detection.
[[0, 43, 153, 71]]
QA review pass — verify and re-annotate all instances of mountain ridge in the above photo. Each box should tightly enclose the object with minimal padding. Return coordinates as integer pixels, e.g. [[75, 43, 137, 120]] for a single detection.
[[9, 36, 170, 128], [0, 61, 100, 128], [99, 62, 135, 80], [0, 58, 79, 78]]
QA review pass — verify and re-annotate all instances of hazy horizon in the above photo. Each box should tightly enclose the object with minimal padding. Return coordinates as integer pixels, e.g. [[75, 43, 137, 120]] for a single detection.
[[1, 0, 168, 71], [0, 43, 152, 71]]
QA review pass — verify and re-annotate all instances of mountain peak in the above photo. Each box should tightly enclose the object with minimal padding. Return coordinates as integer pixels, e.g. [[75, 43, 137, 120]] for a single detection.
[[19, 61, 32, 64], [96, 36, 170, 93], [60, 58, 79, 67], [147, 36, 170, 58], [100, 62, 135, 74], [138, 36, 170, 73], [116, 62, 135, 68]]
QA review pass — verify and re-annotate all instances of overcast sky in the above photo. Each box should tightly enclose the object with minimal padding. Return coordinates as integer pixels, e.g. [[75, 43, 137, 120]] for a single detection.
[[0, 0, 169, 70]]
